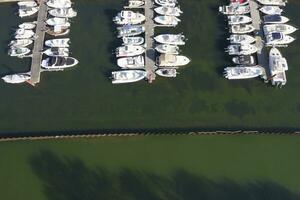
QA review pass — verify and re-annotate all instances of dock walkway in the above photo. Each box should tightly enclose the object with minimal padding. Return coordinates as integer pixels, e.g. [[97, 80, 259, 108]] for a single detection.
[[249, 0, 270, 79]]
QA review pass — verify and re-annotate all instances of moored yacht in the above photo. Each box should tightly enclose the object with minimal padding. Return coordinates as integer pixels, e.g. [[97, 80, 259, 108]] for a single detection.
[[224, 66, 264, 79], [259, 6, 283, 15], [9, 39, 33, 47], [154, 6, 182, 16], [154, 15, 181, 26], [263, 15, 289, 24], [46, 26, 70, 36], [43, 47, 69, 57], [114, 11, 146, 25], [48, 8, 77, 18], [2, 73, 30, 84], [155, 0, 177, 7], [230, 24, 255, 34], [257, 0, 287, 6], [226, 44, 258, 55], [15, 29, 35, 39], [232, 55, 256, 65], [111, 70, 147, 84], [47, 0, 72, 9], [265, 32, 295, 46], [156, 68, 177, 77], [122, 36, 144, 45], [19, 22, 36, 29], [155, 44, 180, 54], [154, 34, 185, 45], [115, 45, 145, 57], [117, 25, 145, 38], [269, 47, 288, 86], [19, 6, 39, 18], [117, 55, 144, 69], [8, 47, 30, 57], [230, 0, 249, 6], [18, 1, 37, 7], [46, 17, 70, 27], [228, 34, 256, 44], [127, 0, 145, 8], [41, 57, 79, 69], [219, 5, 250, 15], [156, 54, 190, 67], [263, 24, 298, 35], [45, 38, 70, 48], [228, 15, 252, 25]]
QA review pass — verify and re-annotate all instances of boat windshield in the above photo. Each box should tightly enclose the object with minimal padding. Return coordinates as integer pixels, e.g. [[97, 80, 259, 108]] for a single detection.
[[265, 14, 281, 22], [271, 32, 282, 40]]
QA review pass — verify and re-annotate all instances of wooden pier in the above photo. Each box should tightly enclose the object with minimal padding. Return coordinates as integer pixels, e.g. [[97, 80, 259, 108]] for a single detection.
[[249, 0, 270, 79], [144, 0, 156, 83]]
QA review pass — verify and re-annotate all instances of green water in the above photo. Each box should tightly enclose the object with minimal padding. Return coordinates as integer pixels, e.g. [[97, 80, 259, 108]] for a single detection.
[[0, 0, 300, 134]]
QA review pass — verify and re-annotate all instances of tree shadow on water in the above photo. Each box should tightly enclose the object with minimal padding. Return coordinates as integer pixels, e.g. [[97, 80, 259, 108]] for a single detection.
[[30, 150, 300, 200]]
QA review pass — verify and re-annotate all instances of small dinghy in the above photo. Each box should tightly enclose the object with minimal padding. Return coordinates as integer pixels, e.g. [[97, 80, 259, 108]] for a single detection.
[[2, 73, 30, 84], [265, 32, 295, 46], [43, 47, 69, 57], [156, 54, 190, 67], [117, 55, 145, 69], [18, 1, 37, 7], [155, 0, 177, 7], [154, 6, 182, 16], [47, 0, 72, 9], [257, 0, 287, 6], [263, 15, 289, 24], [224, 66, 264, 80], [156, 68, 177, 78], [48, 8, 77, 18], [230, 24, 255, 34], [15, 29, 35, 39], [19, 6, 39, 18], [154, 34, 185, 45], [259, 6, 283, 15], [228, 34, 256, 44], [155, 44, 180, 54], [228, 15, 252, 25], [45, 38, 70, 47], [226, 44, 258, 55], [263, 24, 298, 35], [46, 17, 70, 27], [127, 0, 145, 8], [46, 26, 70, 36], [154, 15, 181, 26], [111, 70, 147, 84], [19, 22, 36, 29], [9, 39, 33, 47], [117, 25, 145, 38], [219, 5, 250, 15], [8, 47, 30, 57], [122, 36, 144, 45], [42, 57, 79, 69], [114, 11, 146, 25], [232, 55, 256, 65], [116, 45, 145, 57]]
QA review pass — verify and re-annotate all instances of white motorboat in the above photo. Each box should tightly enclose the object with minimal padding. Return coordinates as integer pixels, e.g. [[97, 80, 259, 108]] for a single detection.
[[43, 47, 69, 57], [269, 47, 288, 86], [154, 34, 185, 45], [48, 8, 77, 18], [117, 55, 144, 69], [46, 25, 70, 36], [154, 15, 180, 26], [230, 24, 255, 34], [19, 6, 39, 18], [111, 70, 147, 84], [154, 6, 182, 17], [224, 66, 264, 79], [263, 15, 289, 24], [219, 5, 250, 15], [15, 29, 34, 39], [257, 0, 287, 6], [117, 25, 145, 38], [156, 68, 177, 78], [155, 44, 180, 54], [263, 24, 298, 35], [41, 57, 79, 69], [228, 34, 256, 44], [122, 36, 144, 45], [155, 0, 177, 7], [113, 11, 146, 25], [47, 0, 72, 9], [18, 22, 36, 29], [230, 0, 249, 6], [232, 55, 256, 65], [18, 1, 37, 7], [8, 47, 30, 57], [226, 44, 258, 55], [45, 38, 70, 47], [46, 17, 70, 27], [265, 32, 295, 46], [156, 54, 190, 67], [9, 39, 33, 47], [228, 15, 252, 25], [127, 0, 145, 8], [2, 73, 30, 84], [116, 45, 145, 57], [259, 6, 283, 15]]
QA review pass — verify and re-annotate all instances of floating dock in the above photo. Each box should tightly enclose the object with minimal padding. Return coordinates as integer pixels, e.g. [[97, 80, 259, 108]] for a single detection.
[[144, 0, 156, 83], [249, 0, 270, 79]]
